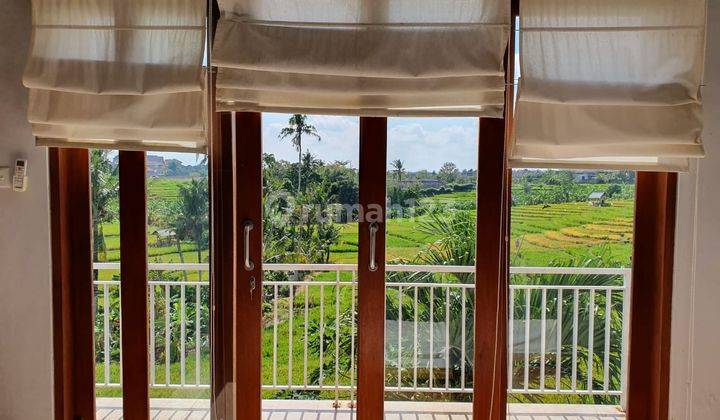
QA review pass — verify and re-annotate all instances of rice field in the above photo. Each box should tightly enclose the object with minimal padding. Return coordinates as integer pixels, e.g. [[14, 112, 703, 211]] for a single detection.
[[96, 184, 635, 276]]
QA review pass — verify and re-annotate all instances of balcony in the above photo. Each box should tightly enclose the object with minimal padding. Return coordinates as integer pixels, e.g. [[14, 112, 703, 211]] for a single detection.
[[93, 263, 630, 418]]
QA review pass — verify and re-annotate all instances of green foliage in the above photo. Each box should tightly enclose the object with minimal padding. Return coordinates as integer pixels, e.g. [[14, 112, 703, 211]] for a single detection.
[[173, 178, 209, 263], [90, 150, 118, 263], [438, 162, 460, 183], [278, 114, 322, 194]]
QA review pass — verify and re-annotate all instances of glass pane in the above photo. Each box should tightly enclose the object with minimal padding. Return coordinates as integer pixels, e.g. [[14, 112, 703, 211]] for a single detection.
[[385, 117, 479, 416], [91, 149, 122, 416], [92, 150, 211, 417], [146, 153, 210, 416], [508, 168, 636, 418], [261, 114, 360, 416]]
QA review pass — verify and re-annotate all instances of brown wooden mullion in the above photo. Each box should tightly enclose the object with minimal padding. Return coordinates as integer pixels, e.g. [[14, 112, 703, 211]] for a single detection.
[[119, 151, 150, 420], [627, 172, 677, 420], [473, 118, 508, 420], [357, 117, 388, 420], [234, 112, 264, 419], [211, 110, 235, 419], [49, 148, 96, 420]]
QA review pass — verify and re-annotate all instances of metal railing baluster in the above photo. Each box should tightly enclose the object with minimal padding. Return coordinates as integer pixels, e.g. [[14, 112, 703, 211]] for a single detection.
[[524, 288, 531, 391], [603, 290, 612, 392], [540, 288, 547, 391], [90, 263, 630, 401], [587, 289, 595, 392]]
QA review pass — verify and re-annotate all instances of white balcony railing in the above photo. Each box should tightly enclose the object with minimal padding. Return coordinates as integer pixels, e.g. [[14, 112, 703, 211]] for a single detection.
[[92, 262, 630, 405]]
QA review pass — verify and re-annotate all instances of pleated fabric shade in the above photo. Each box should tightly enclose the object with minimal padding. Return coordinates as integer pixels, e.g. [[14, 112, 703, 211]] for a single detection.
[[213, 0, 510, 117], [510, 0, 707, 171], [23, 0, 207, 153]]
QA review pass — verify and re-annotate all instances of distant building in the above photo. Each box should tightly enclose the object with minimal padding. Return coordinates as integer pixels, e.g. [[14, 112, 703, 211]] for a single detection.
[[573, 171, 597, 183], [147, 155, 167, 177], [588, 191, 606, 206], [418, 179, 445, 188], [151, 228, 175, 246]]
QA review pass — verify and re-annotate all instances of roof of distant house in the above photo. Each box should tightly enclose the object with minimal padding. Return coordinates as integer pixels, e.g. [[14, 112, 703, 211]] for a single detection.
[[147, 155, 165, 164], [589, 191, 606, 199], [152, 228, 175, 237]]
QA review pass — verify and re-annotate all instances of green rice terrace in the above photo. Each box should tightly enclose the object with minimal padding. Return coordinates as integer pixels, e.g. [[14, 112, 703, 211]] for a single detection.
[[95, 186, 634, 279]]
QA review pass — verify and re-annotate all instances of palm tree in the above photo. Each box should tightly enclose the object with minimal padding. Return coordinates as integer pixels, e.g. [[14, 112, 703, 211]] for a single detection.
[[391, 159, 405, 183], [278, 114, 321, 195], [173, 178, 209, 278], [90, 150, 118, 265]]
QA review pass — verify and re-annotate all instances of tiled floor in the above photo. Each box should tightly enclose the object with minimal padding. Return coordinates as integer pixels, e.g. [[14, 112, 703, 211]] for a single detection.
[[96, 398, 625, 420]]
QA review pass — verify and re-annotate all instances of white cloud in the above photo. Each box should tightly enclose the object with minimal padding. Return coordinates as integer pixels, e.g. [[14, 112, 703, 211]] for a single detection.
[[388, 118, 478, 171], [153, 114, 480, 171], [263, 113, 360, 168]]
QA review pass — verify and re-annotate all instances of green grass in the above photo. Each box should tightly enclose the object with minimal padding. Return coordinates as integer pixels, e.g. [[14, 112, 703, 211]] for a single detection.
[[148, 178, 188, 201], [95, 352, 211, 399]]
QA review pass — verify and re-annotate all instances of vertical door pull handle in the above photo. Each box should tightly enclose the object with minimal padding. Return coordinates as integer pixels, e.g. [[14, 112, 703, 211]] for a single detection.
[[369, 222, 379, 272], [244, 220, 254, 271]]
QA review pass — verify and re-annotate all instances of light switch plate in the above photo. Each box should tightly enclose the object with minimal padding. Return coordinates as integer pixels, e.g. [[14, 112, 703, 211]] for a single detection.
[[0, 167, 11, 188]]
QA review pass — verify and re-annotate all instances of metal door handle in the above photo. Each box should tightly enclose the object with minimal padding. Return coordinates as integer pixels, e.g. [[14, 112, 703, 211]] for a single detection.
[[369, 222, 378, 272], [244, 220, 254, 271]]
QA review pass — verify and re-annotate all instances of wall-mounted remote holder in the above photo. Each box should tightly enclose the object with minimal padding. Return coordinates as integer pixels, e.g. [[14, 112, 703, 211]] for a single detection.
[[13, 159, 28, 192]]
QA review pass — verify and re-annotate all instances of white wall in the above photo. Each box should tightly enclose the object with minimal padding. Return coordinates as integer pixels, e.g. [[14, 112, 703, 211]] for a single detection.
[[669, 0, 720, 418], [0, 0, 54, 419]]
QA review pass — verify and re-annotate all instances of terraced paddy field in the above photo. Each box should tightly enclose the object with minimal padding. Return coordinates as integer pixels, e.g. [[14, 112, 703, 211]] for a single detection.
[[95, 186, 635, 281], [329, 198, 634, 267], [509, 200, 634, 266]]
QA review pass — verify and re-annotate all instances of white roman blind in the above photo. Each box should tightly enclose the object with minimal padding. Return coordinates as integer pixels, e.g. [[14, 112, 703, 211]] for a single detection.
[[213, 0, 510, 117], [510, 0, 707, 171], [23, 0, 207, 153]]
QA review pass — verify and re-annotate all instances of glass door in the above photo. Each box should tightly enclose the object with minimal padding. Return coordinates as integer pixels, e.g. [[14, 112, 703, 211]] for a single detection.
[[260, 113, 361, 416], [383, 117, 480, 417]]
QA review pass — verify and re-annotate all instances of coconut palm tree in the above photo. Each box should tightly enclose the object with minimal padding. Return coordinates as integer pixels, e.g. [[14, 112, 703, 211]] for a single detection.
[[173, 178, 209, 279], [391, 159, 406, 183], [90, 150, 118, 265], [278, 114, 321, 195]]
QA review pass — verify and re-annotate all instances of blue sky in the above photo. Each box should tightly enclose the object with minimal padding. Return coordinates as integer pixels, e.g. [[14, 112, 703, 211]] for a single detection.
[[162, 114, 480, 172]]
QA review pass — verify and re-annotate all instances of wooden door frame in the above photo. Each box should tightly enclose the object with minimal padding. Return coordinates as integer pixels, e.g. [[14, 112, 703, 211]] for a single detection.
[[627, 172, 677, 420], [473, 118, 509, 420], [233, 111, 264, 419], [118, 151, 151, 419], [356, 117, 388, 420], [472, 0, 516, 416], [49, 148, 96, 420], [211, 110, 235, 420]]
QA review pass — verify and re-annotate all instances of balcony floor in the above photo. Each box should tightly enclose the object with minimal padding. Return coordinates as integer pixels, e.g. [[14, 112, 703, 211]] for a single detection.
[[96, 398, 625, 419]]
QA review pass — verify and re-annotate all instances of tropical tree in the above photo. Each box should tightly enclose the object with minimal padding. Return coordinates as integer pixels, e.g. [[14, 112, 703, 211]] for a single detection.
[[90, 150, 118, 264], [173, 178, 209, 277], [438, 162, 459, 183], [278, 114, 321, 195], [391, 159, 406, 183]]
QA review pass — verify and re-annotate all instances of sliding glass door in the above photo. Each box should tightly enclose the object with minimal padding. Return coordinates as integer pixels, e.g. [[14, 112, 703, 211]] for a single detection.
[[228, 112, 508, 420], [383, 117, 480, 416], [260, 113, 361, 412]]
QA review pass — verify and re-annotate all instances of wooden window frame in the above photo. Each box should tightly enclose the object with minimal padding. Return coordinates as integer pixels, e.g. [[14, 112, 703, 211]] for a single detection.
[[49, 148, 96, 420], [357, 117, 388, 419], [473, 118, 509, 420], [233, 112, 264, 419], [118, 151, 150, 420], [211, 110, 235, 420], [627, 172, 677, 420]]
